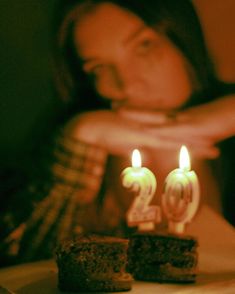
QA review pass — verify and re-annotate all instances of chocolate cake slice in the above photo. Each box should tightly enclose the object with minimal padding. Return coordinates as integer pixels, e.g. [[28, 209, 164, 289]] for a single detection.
[[128, 232, 198, 283], [55, 235, 133, 292]]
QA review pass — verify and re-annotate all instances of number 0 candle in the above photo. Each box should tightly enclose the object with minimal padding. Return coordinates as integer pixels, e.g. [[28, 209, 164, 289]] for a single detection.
[[121, 149, 161, 231], [162, 145, 200, 234]]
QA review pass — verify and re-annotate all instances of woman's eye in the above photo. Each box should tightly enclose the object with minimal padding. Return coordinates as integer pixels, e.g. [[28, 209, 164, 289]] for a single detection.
[[135, 38, 155, 55]]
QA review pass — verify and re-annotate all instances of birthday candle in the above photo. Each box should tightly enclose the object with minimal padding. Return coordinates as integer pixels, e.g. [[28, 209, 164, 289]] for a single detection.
[[121, 149, 161, 231], [162, 145, 200, 234]]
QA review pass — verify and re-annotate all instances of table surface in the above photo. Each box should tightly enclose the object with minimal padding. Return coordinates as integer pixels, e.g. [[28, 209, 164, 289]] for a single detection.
[[0, 205, 235, 293]]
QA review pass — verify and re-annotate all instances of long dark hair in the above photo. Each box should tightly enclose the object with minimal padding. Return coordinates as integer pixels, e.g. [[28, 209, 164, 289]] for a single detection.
[[53, 0, 220, 115]]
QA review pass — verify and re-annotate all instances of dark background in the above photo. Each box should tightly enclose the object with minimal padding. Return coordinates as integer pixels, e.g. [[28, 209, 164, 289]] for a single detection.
[[0, 0, 59, 169]]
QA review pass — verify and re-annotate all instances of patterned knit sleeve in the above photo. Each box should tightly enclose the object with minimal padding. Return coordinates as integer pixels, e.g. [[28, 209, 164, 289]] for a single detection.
[[52, 131, 107, 202], [8, 130, 108, 263]]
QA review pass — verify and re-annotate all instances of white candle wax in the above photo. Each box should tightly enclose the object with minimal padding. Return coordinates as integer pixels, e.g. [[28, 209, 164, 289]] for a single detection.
[[162, 145, 200, 234], [121, 149, 161, 231]]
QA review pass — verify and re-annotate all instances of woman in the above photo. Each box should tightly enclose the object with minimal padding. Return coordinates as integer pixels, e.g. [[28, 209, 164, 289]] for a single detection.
[[2, 0, 235, 264]]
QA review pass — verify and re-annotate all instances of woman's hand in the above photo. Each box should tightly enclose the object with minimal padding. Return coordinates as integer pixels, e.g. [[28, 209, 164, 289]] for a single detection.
[[64, 109, 181, 156], [64, 106, 223, 158], [149, 95, 235, 154], [117, 95, 235, 159], [176, 95, 235, 143]]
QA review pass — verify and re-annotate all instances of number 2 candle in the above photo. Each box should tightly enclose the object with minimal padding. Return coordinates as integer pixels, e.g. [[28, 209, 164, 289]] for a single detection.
[[162, 145, 200, 234], [121, 149, 161, 231]]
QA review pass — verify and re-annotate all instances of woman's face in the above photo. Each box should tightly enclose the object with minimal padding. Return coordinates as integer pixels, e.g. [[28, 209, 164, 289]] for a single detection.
[[74, 2, 193, 111]]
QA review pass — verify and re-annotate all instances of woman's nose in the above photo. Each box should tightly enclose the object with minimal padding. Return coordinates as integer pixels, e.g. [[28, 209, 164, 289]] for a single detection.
[[114, 63, 141, 98]]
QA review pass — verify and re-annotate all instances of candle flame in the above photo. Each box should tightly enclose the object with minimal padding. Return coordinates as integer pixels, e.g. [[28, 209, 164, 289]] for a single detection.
[[132, 149, 142, 168], [179, 145, 191, 170]]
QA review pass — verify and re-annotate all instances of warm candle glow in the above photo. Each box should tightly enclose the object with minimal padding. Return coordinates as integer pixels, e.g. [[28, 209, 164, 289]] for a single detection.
[[179, 145, 191, 171], [122, 149, 161, 231], [132, 149, 142, 168], [162, 145, 200, 234]]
